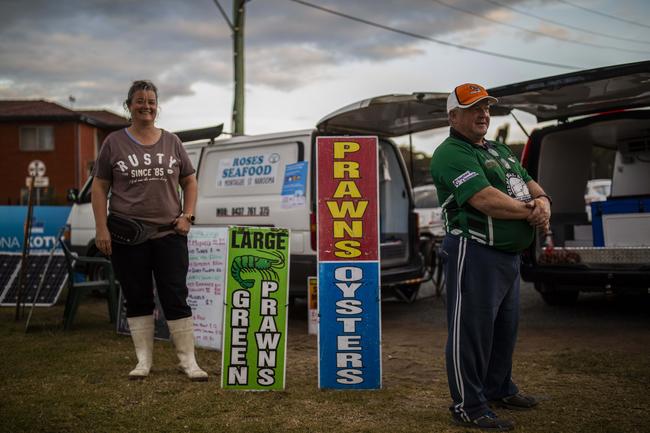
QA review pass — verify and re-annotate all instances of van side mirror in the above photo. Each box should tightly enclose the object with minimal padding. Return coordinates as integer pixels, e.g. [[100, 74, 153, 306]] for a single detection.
[[67, 188, 79, 203]]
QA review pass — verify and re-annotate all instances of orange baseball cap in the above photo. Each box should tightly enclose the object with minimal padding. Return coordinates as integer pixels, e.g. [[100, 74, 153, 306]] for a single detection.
[[447, 83, 498, 113]]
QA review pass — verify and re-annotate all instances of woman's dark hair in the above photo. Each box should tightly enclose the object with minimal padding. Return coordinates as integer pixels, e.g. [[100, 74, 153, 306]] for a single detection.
[[123, 80, 158, 110]]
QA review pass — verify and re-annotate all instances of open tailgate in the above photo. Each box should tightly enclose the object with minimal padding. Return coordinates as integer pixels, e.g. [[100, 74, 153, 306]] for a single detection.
[[489, 60, 650, 121]]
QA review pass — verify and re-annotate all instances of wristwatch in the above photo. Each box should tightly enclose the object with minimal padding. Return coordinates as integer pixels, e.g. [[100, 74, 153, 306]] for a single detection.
[[181, 212, 196, 224]]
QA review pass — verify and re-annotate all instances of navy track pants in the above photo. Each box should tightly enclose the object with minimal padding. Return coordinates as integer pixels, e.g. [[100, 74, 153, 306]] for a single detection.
[[442, 234, 521, 420]]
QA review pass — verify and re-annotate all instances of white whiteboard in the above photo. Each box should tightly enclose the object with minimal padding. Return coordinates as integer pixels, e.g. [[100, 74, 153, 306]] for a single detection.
[[187, 227, 228, 350]]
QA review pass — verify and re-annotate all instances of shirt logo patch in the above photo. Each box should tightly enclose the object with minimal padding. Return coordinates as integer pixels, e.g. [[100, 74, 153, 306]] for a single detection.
[[488, 148, 499, 157], [484, 159, 498, 169], [453, 170, 478, 188], [500, 158, 511, 170], [506, 173, 531, 202]]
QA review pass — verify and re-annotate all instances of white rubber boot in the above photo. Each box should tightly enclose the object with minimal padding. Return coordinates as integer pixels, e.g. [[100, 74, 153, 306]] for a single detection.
[[167, 317, 208, 382], [126, 315, 154, 380]]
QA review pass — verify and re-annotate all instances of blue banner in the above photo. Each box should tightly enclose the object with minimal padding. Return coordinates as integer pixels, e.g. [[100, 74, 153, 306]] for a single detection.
[[0, 206, 71, 252], [318, 261, 381, 389]]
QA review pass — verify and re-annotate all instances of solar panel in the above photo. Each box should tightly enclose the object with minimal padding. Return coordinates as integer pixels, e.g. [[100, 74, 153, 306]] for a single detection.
[[0, 252, 68, 307], [0, 253, 21, 291]]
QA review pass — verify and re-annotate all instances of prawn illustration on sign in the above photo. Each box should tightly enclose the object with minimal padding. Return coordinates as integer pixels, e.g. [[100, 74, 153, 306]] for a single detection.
[[231, 250, 285, 289], [221, 226, 290, 391]]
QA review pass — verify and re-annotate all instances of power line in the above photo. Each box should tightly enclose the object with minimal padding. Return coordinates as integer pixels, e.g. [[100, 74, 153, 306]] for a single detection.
[[556, 0, 650, 30], [481, 0, 650, 46], [432, 0, 650, 55], [287, 0, 582, 70]]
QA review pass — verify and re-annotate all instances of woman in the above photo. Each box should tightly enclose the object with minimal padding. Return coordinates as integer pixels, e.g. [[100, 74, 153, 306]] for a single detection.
[[91, 80, 207, 381]]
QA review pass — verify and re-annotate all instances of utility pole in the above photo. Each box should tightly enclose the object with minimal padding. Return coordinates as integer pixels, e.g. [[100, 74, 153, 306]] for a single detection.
[[232, 0, 246, 135], [16, 175, 35, 321], [214, 0, 248, 135]]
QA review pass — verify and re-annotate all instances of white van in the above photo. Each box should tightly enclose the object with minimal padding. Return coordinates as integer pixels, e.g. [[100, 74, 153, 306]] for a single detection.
[[68, 120, 426, 298]]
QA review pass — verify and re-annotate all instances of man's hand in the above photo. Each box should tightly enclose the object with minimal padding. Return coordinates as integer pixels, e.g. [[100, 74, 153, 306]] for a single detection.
[[95, 225, 112, 256], [526, 197, 551, 230]]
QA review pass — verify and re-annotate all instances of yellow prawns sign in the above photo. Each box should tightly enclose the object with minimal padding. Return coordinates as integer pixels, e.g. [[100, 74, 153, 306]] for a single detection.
[[317, 136, 381, 389]]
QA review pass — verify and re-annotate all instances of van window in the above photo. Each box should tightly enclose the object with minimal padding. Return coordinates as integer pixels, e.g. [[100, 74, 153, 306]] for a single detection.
[[199, 142, 302, 198]]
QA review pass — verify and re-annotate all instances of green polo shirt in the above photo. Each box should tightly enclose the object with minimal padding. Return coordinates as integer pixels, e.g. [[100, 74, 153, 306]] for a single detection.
[[430, 130, 534, 253]]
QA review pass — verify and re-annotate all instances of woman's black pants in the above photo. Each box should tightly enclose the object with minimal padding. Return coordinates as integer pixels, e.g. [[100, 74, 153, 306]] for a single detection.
[[111, 233, 192, 320]]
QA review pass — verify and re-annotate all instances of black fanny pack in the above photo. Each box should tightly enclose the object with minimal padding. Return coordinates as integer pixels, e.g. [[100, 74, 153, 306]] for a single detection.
[[107, 214, 175, 245]]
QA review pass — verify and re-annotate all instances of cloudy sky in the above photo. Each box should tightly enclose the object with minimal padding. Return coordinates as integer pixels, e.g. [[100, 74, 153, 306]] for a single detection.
[[1, 0, 649, 152]]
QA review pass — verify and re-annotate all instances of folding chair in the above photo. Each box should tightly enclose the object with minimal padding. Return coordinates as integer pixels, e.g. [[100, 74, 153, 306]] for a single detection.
[[59, 239, 119, 330]]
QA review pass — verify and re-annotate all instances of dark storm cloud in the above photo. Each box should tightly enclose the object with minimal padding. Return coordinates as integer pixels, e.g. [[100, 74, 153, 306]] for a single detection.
[[0, 0, 536, 106]]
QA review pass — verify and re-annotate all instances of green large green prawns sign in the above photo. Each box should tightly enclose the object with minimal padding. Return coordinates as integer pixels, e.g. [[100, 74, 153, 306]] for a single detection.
[[221, 226, 290, 390]]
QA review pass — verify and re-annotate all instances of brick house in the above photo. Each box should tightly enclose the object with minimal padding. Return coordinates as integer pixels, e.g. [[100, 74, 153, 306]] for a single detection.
[[0, 100, 129, 204]]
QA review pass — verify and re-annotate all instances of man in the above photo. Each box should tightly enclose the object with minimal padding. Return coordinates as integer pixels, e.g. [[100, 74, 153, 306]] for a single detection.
[[430, 83, 551, 431]]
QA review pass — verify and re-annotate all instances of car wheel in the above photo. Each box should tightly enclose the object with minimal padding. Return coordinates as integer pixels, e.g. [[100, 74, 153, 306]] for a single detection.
[[536, 282, 579, 306]]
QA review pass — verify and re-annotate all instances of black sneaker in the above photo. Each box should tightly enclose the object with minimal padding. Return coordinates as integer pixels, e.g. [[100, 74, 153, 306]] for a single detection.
[[451, 410, 514, 431], [490, 393, 539, 410]]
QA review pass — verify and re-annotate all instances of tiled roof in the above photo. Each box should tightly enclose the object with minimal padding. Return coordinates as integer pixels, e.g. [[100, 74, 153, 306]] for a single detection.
[[77, 110, 129, 128], [0, 100, 129, 128], [0, 99, 75, 117]]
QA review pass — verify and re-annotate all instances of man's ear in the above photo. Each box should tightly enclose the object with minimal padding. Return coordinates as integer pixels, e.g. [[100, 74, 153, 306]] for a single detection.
[[448, 109, 456, 126]]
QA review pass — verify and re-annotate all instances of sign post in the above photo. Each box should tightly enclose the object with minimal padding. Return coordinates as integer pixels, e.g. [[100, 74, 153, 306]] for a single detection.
[[27, 160, 46, 177], [221, 226, 290, 390], [316, 136, 382, 389], [27, 160, 47, 206], [14, 161, 47, 320], [15, 194, 33, 319], [307, 276, 318, 335]]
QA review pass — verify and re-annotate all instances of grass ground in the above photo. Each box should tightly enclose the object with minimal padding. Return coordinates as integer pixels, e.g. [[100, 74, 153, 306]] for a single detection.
[[1, 292, 649, 433]]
